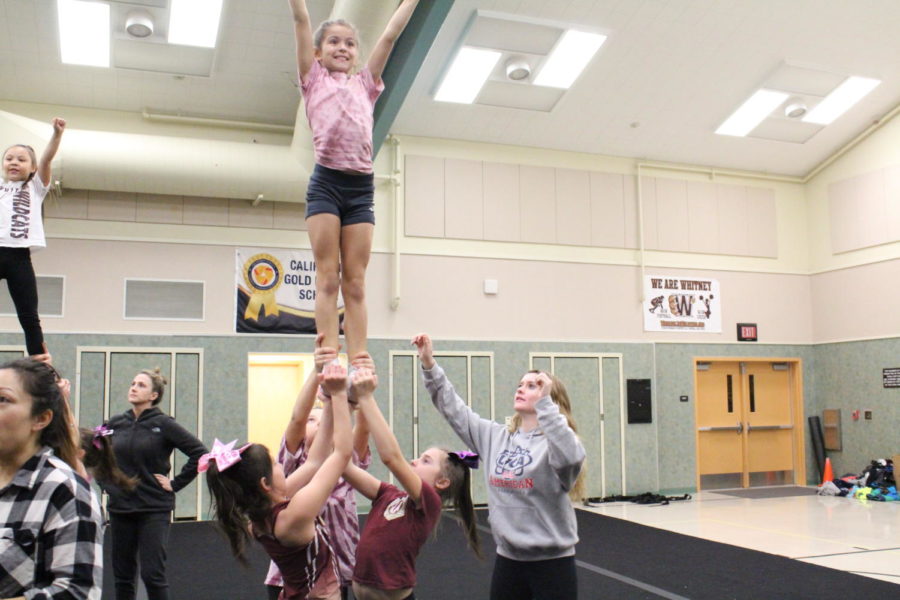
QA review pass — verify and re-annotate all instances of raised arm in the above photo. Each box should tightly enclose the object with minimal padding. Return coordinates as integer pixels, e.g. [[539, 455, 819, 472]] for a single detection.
[[534, 373, 585, 490], [284, 388, 334, 497], [287, 0, 316, 81], [276, 363, 352, 545], [283, 335, 337, 453], [413, 333, 500, 455], [367, 0, 420, 81], [38, 118, 65, 186], [350, 352, 375, 461], [341, 461, 382, 500], [352, 368, 424, 503]]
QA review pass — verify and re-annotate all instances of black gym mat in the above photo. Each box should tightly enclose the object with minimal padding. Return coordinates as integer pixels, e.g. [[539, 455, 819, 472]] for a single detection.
[[101, 509, 899, 599], [571, 510, 899, 599]]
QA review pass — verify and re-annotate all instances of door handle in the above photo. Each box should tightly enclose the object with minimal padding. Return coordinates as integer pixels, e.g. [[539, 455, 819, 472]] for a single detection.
[[748, 424, 792, 432], [737, 421, 743, 434], [698, 425, 741, 432]]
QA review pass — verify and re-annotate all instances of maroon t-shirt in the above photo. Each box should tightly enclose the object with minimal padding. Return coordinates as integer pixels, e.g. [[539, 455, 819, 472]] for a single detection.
[[353, 481, 442, 590], [255, 502, 336, 599]]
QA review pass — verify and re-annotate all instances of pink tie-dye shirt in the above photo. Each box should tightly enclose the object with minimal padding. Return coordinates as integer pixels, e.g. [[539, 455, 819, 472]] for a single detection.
[[301, 59, 384, 174], [264, 436, 371, 588]]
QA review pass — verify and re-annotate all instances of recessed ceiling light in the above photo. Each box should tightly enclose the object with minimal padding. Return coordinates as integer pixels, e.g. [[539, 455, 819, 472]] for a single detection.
[[783, 98, 807, 119], [533, 30, 607, 89], [57, 0, 110, 67], [715, 89, 789, 137], [168, 0, 223, 48], [505, 57, 531, 81], [802, 76, 881, 125], [126, 10, 154, 39], [435, 47, 501, 104]]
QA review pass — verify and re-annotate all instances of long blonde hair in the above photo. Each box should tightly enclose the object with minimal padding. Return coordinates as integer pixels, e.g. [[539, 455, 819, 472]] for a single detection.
[[507, 371, 587, 502]]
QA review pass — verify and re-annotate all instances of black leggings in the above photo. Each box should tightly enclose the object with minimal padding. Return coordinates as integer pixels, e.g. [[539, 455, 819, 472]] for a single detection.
[[0, 247, 44, 355], [110, 511, 171, 600], [490, 554, 577, 600]]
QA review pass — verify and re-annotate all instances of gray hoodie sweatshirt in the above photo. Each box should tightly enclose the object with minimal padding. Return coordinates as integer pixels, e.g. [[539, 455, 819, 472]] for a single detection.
[[423, 363, 586, 561]]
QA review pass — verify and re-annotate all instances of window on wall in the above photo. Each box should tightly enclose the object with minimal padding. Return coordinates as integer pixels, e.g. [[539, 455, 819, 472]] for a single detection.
[[0, 275, 64, 317], [124, 279, 204, 320]]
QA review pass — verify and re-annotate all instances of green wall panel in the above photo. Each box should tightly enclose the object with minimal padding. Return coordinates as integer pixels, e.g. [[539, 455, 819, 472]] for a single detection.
[[6, 332, 892, 515]]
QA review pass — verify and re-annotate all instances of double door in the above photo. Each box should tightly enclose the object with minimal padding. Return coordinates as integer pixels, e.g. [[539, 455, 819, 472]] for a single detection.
[[695, 359, 805, 489]]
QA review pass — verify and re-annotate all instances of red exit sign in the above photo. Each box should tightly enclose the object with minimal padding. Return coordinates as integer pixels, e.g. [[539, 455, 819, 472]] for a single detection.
[[737, 323, 758, 341]]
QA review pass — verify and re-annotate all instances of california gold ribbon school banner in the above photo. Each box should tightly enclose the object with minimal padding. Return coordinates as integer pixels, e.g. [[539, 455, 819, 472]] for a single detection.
[[643, 275, 721, 333], [235, 248, 343, 334]]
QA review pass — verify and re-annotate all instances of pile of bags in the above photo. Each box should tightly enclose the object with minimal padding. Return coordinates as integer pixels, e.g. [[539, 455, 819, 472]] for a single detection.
[[817, 458, 897, 501]]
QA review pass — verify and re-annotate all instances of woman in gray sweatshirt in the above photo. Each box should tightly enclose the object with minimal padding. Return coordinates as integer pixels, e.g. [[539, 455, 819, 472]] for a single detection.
[[413, 334, 586, 600]]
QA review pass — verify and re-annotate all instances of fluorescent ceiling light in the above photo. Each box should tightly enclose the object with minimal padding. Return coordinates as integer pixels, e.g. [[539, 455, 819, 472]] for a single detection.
[[715, 89, 789, 137], [533, 30, 607, 89], [803, 76, 881, 125], [57, 0, 110, 67], [168, 0, 224, 48], [435, 47, 501, 104]]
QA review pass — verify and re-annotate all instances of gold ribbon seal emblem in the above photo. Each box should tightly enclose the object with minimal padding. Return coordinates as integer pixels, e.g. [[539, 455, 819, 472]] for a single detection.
[[243, 254, 283, 321]]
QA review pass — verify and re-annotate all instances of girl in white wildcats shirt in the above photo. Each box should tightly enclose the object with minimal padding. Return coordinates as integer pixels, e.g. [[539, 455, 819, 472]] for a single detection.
[[0, 118, 65, 361], [413, 334, 587, 600]]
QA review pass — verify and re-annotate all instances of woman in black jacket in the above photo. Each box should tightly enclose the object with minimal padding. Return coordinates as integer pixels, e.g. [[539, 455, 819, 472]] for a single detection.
[[105, 367, 207, 600]]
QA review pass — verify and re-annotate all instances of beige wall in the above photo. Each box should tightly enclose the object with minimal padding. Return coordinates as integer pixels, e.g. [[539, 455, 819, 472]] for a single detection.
[[14, 237, 813, 343], [805, 113, 900, 274], [809, 260, 900, 342], [803, 106, 900, 342], [395, 137, 810, 276], [4, 100, 897, 345]]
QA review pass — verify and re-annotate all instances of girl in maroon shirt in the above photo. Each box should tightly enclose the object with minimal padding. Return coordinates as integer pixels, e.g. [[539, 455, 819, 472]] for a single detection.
[[343, 368, 482, 600], [204, 363, 353, 600]]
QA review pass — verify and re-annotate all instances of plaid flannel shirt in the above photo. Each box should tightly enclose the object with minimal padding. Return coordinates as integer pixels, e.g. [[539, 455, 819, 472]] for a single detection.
[[0, 447, 103, 599]]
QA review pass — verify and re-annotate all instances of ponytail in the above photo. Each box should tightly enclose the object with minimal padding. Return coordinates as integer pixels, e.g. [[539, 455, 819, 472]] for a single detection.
[[441, 451, 482, 559], [205, 443, 274, 565], [79, 426, 137, 491]]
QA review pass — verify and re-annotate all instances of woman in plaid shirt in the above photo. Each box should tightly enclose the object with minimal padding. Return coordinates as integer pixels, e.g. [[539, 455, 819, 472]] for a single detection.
[[0, 358, 103, 599]]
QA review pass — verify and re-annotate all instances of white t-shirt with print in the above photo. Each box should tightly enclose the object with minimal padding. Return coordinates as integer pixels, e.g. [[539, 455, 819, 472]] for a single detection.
[[0, 176, 48, 249]]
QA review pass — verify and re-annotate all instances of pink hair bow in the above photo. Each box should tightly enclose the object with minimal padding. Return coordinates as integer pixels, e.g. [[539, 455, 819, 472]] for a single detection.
[[198, 439, 249, 473], [92, 424, 114, 450]]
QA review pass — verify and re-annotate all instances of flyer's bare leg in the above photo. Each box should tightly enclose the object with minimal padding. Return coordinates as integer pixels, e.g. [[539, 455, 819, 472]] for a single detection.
[[340, 222, 374, 359], [308, 212, 342, 351]]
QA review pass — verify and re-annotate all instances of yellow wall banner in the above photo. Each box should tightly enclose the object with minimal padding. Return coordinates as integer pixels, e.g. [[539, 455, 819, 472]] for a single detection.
[[643, 275, 721, 333], [235, 247, 343, 334]]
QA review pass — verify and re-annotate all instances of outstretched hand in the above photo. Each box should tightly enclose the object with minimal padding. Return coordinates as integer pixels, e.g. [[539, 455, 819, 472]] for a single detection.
[[52, 117, 66, 134], [314, 333, 340, 373], [319, 362, 348, 396], [351, 367, 377, 397], [350, 351, 375, 372], [31, 352, 53, 366], [411, 333, 435, 369]]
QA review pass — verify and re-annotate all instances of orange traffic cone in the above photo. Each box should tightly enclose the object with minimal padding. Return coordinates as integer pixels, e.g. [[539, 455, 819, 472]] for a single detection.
[[820, 457, 834, 486]]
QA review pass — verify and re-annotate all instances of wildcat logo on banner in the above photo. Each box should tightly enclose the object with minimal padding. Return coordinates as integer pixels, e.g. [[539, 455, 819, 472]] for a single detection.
[[235, 248, 343, 334], [643, 275, 721, 333]]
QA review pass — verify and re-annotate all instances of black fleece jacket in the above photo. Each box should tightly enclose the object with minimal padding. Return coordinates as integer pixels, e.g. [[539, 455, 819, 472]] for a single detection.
[[105, 407, 207, 514]]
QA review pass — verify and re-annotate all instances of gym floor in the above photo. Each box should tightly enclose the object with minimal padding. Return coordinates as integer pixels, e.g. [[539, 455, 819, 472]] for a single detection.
[[583, 486, 900, 585]]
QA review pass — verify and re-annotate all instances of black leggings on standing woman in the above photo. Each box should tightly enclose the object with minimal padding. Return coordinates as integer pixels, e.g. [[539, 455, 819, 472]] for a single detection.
[[110, 511, 172, 600], [490, 555, 578, 600], [0, 247, 44, 355]]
